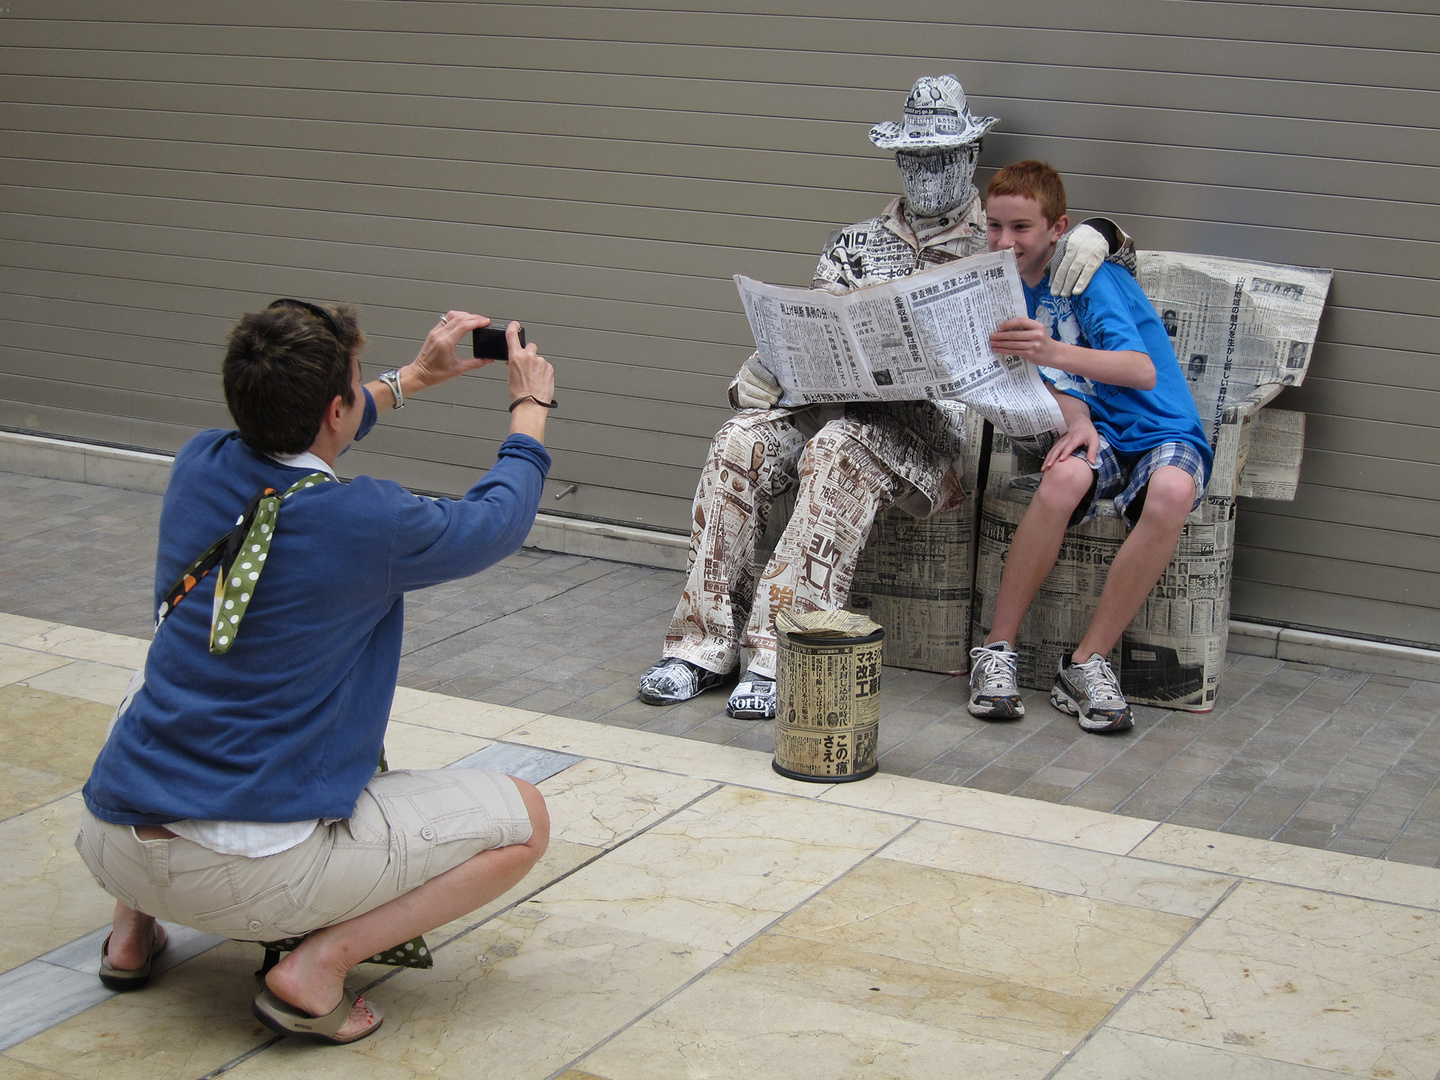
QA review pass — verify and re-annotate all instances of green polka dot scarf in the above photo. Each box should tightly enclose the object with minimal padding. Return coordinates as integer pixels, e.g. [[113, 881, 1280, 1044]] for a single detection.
[[156, 473, 331, 653]]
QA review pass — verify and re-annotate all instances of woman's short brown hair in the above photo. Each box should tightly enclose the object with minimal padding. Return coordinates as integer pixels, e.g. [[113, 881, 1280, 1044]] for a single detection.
[[222, 301, 365, 454]]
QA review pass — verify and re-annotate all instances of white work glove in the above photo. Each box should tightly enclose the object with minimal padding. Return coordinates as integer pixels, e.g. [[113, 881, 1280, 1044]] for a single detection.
[[1048, 222, 1108, 297], [735, 353, 782, 409]]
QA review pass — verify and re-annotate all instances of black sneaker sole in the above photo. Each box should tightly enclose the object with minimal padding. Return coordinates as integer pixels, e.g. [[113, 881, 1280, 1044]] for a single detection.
[[967, 695, 1025, 721]]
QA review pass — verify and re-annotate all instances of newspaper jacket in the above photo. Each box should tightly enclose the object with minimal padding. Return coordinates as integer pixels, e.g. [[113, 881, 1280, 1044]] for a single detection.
[[732, 195, 985, 518]]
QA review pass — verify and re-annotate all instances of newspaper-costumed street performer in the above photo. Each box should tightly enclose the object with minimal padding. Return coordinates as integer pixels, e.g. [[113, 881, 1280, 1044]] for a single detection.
[[638, 75, 1134, 720]]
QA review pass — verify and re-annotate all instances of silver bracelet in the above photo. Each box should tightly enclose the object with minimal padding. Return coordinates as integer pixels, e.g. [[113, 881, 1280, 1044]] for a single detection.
[[379, 368, 404, 410]]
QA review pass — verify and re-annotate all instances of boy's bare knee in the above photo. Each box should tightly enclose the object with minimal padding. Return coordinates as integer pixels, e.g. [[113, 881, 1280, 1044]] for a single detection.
[[1035, 456, 1093, 512], [1142, 467, 1196, 523]]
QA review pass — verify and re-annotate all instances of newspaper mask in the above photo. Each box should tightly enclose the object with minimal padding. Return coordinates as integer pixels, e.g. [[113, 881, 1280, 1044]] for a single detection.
[[896, 146, 977, 218]]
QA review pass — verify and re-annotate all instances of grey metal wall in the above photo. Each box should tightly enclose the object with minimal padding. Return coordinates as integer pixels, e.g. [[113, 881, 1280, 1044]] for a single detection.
[[1, 1, 1436, 647]]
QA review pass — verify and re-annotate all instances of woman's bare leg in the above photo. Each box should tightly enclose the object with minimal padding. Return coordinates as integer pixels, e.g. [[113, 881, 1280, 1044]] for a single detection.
[[264, 777, 550, 1038]]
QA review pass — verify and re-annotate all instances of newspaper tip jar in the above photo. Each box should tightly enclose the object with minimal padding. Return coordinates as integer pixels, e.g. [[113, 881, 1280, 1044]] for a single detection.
[[772, 611, 884, 783]]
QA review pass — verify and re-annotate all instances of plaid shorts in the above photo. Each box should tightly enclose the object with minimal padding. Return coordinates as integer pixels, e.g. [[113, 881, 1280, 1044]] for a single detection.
[[1077, 439, 1209, 527]]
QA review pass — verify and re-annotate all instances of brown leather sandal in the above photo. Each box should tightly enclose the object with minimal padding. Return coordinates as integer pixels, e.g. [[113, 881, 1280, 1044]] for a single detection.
[[98, 926, 167, 991]]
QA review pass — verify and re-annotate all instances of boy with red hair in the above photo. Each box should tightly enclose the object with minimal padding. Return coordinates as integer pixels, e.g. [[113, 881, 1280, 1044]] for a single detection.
[[972, 161, 1211, 733]]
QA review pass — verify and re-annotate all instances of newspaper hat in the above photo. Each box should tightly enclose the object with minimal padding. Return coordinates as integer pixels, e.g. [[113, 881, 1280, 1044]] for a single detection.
[[869, 75, 999, 151]]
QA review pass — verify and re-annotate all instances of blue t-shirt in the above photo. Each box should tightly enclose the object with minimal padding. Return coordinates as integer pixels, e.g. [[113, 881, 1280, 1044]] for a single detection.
[[83, 392, 551, 826], [1025, 262, 1212, 477]]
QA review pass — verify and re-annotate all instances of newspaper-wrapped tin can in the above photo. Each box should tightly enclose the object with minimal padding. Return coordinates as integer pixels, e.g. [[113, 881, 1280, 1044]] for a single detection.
[[772, 625, 884, 783]]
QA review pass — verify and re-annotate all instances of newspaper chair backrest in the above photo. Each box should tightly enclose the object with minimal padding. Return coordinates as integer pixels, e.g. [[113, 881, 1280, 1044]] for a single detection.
[[1135, 251, 1332, 453]]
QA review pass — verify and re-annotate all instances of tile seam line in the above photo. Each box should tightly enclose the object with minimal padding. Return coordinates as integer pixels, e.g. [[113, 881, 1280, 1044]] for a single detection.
[[1039, 876, 1247, 1080], [538, 816, 930, 1080]]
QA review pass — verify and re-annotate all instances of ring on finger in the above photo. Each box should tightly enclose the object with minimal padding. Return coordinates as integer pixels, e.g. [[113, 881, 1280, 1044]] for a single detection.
[[438, 314, 449, 325]]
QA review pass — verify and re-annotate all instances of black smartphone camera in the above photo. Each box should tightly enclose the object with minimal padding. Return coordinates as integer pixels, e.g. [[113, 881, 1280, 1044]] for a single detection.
[[472, 323, 524, 361]]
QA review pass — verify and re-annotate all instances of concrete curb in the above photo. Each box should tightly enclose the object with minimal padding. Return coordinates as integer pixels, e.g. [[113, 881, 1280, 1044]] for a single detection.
[[2, 431, 1433, 681]]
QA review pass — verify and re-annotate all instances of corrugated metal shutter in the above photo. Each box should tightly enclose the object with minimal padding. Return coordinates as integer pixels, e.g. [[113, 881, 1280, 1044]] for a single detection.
[[1, 0, 1435, 646]]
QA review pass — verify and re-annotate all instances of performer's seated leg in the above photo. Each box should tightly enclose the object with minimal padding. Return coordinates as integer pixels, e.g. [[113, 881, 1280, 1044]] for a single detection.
[[727, 417, 907, 719], [638, 410, 807, 705]]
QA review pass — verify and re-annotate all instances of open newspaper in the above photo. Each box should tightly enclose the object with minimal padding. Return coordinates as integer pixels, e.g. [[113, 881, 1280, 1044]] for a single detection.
[[735, 248, 1063, 438]]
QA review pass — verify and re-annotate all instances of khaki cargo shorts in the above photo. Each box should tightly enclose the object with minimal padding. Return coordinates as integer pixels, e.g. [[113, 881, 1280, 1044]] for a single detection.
[[76, 768, 532, 941]]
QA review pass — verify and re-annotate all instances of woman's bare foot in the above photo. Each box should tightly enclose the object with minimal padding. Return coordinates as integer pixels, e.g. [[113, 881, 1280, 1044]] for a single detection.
[[105, 905, 167, 970], [264, 939, 379, 1041]]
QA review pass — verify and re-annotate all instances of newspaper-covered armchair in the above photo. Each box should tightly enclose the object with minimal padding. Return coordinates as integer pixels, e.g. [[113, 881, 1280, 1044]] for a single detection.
[[967, 252, 1333, 710]]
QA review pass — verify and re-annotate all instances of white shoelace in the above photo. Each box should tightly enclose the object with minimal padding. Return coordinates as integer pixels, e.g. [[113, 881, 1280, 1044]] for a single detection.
[[969, 645, 1018, 694], [1073, 655, 1126, 708]]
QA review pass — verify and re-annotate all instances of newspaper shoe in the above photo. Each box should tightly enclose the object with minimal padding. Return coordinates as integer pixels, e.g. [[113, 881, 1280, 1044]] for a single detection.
[[727, 673, 776, 720], [967, 641, 1025, 720], [637, 658, 728, 705], [1051, 654, 1134, 733]]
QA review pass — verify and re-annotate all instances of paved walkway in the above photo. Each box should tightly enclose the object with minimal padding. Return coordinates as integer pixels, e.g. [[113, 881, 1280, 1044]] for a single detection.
[[3, 611, 1440, 1079], [3, 470, 1439, 869]]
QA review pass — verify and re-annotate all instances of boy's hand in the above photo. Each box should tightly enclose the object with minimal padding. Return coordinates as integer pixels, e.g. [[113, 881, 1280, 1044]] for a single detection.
[[1044, 420, 1101, 470], [990, 318, 1054, 365]]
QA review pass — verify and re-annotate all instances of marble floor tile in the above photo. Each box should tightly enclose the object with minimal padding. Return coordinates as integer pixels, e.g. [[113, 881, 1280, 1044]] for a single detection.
[[377, 720, 488, 771], [0, 796, 117, 970], [385, 686, 542, 740], [6, 940, 281, 1080], [446, 742, 581, 784], [0, 1055, 75, 1078], [536, 758, 718, 849], [1131, 823, 1440, 910], [574, 958, 1063, 1080], [528, 786, 909, 954], [220, 1048, 424, 1080], [1110, 879, 1440, 1077], [687, 929, 1107, 1054], [882, 820, 1235, 918], [817, 773, 1160, 854], [0, 686, 115, 795], [0, 762, 85, 824], [500, 713, 828, 799], [309, 909, 725, 1080], [0, 925, 224, 1053], [12, 627, 149, 671], [780, 856, 1194, 1001], [0, 647, 70, 689], [1054, 1028, 1355, 1079], [0, 963, 112, 1056], [19, 662, 134, 709], [0, 614, 60, 647]]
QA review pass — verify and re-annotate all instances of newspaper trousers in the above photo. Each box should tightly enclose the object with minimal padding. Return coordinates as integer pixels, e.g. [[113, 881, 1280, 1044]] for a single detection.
[[663, 409, 906, 680]]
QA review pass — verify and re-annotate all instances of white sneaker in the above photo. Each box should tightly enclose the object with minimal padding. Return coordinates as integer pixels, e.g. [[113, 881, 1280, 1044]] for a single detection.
[[1051, 654, 1134, 733], [968, 642, 1024, 720]]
